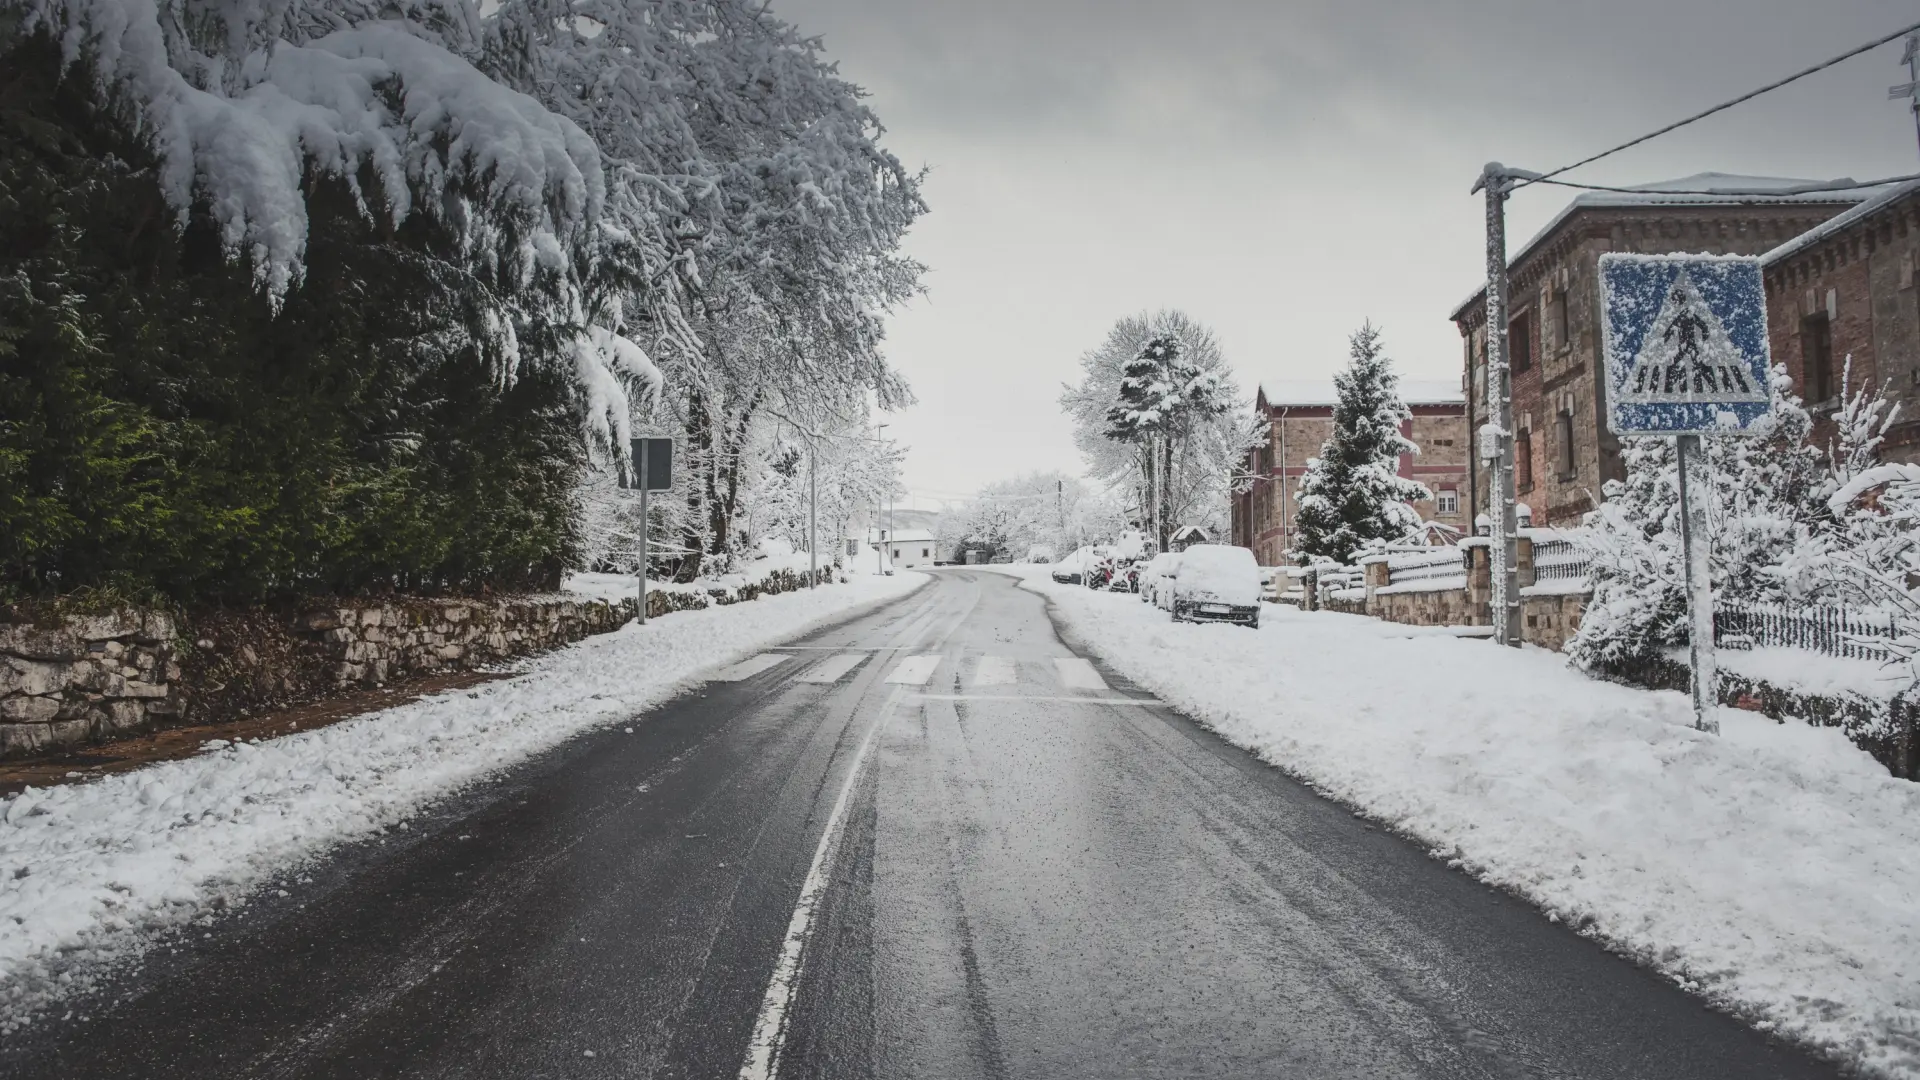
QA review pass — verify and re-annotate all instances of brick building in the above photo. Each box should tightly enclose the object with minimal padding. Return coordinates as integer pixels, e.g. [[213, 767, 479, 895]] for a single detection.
[[1451, 174, 1870, 528], [1762, 180, 1920, 460], [1231, 379, 1468, 566]]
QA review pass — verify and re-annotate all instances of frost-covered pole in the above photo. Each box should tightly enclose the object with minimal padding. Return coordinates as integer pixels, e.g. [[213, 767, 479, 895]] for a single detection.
[[1675, 434, 1720, 733], [1472, 163, 1521, 647]]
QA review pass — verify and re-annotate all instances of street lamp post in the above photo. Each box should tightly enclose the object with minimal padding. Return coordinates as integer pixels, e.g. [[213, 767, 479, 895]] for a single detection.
[[875, 423, 890, 575]]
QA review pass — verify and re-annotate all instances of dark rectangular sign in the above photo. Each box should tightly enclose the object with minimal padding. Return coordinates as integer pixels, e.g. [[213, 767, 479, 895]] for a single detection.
[[627, 437, 673, 491]]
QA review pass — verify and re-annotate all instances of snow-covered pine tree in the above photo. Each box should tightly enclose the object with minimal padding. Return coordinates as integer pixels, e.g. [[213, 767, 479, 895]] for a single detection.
[[1291, 323, 1429, 565], [1569, 365, 1823, 671]]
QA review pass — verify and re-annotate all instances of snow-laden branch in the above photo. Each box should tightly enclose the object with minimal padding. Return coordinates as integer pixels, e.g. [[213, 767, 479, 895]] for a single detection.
[[15, 1, 602, 299]]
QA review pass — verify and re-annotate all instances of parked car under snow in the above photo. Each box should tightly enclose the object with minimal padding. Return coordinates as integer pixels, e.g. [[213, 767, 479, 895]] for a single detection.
[[1163, 544, 1261, 628]]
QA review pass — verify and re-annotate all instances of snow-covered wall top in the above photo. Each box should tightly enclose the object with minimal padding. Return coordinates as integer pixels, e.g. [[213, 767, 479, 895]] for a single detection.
[[11, 0, 603, 298]]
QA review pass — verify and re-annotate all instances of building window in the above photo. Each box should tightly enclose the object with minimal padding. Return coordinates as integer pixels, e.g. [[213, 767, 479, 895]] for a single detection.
[[1510, 311, 1533, 374], [1801, 313, 1834, 403], [1437, 489, 1459, 515], [1515, 430, 1534, 490], [1556, 410, 1575, 479], [1549, 291, 1569, 350]]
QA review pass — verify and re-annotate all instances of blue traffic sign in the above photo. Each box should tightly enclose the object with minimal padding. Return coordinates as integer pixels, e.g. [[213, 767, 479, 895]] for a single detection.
[[1599, 254, 1774, 436]]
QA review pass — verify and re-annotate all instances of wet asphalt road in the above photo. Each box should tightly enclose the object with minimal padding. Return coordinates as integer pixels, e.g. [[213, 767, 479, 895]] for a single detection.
[[1, 569, 1844, 1079]]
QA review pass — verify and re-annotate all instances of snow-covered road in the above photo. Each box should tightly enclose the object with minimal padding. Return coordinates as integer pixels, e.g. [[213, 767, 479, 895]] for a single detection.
[[0, 571, 925, 1029], [998, 565, 1920, 1079]]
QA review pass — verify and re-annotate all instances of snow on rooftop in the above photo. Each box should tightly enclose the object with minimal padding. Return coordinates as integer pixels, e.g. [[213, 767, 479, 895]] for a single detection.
[[1762, 179, 1920, 267], [1259, 377, 1463, 407], [1452, 173, 1881, 320]]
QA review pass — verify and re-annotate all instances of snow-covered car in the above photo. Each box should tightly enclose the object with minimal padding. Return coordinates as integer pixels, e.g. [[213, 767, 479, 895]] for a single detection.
[[1140, 552, 1181, 606], [1164, 544, 1261, 627], [1050, 545, 1108, 585]]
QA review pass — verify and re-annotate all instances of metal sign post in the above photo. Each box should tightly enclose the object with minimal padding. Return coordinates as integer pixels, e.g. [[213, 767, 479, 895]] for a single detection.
[[628, 437, 674, 625], [1674, 435, 1717, 730], [1599, 254, 1775, 733]]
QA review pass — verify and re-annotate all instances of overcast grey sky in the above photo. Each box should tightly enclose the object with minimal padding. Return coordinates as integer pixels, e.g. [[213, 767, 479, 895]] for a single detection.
[[773, 0, 1920, 508]]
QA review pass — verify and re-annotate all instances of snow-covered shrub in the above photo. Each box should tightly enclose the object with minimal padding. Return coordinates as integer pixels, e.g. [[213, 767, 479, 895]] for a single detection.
[[1570, 366, 1823, 670]]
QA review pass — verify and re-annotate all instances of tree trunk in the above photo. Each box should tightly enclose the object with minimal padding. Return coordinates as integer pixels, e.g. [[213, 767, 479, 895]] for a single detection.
[[1158, 434, 1175, 551], [675, 385, 711, 583], [704, 388, 763, 566]]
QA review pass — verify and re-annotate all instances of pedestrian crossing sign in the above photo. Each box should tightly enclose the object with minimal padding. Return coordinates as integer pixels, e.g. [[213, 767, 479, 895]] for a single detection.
[[1599, 254, 1774, 436]]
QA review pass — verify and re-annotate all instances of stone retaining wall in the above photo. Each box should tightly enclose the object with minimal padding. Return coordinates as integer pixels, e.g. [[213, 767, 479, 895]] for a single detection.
[[0, 611, 181, 757], [1, 566, 833, 759], [1303, 543, 1589, 651]]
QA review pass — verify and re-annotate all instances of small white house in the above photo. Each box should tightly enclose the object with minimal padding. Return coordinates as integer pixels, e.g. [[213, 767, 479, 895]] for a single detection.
[[870, 527, 938, 570]]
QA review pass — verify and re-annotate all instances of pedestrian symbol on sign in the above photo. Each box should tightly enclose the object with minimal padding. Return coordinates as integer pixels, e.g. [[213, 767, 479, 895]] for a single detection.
[[1600, 254, 1774, 437], [1618, 272, 1762, 402]]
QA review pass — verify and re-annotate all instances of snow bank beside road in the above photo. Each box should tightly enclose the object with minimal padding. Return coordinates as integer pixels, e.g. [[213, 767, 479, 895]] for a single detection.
[[1008, 567, 1920, 1079], [0, 572, 924, 1028]]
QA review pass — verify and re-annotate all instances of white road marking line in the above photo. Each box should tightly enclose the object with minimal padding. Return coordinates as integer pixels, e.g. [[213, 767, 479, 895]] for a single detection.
[[796, 653, 868, 684], [767, 646, 899, 651], [884, 654, 942, 685], [912, 693, 1155, 705], [709, 654, 790, 682], [737, 687, 903, 1080], [971, 655, 1016, 686], [1052, 657, 1109, 691]]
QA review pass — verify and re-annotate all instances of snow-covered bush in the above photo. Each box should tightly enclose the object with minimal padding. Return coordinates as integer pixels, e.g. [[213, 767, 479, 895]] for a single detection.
[[1570, 366, 1823, 670], [1292, 322, 1430, 565]]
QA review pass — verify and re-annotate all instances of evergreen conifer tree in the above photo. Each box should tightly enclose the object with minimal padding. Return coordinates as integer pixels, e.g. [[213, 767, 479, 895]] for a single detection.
[[1292, 323, 1429, 564]]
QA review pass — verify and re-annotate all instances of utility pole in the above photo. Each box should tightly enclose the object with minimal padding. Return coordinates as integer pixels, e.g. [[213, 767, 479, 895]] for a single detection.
[[1471, 162, 1523, 647], [1892, 33, 1920, 159]]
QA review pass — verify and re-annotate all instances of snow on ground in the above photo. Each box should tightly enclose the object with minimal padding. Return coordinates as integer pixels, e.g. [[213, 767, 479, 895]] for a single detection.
[[0, 571, 924, 1029], [992, 565, 1920, 1079]]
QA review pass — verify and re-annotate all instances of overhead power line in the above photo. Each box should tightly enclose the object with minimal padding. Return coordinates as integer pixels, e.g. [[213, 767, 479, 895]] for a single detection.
[[1530, 171, 1920, 198], [1517, 19, 1920, 191]]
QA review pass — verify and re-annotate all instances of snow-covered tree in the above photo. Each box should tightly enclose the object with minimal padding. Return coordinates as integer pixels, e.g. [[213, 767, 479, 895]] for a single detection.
[[937, 472, 1122, 562], [1291, 323, 1430, 564], [483, 0, 926, 578], [1569, 365, 1823, 670], [1061, 310, 1249, 546]]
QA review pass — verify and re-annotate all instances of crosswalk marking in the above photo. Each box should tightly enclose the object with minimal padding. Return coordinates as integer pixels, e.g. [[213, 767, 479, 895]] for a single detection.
[[709, 654, 790, 682], [797, 653, 869, 684], [972, 655, 1016, 686], [1052, 657, 1108, 691], [914, 693, 1154, 706], [884, 654, 942, 685]]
